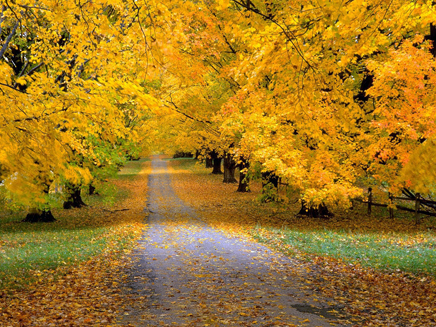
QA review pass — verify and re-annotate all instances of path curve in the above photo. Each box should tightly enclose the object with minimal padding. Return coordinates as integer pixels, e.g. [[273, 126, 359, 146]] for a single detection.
[[119, 157, 349, 326]]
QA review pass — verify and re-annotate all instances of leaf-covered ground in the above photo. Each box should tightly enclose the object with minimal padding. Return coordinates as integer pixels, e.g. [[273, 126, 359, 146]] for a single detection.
[[118, 157, 349, 327], [0, 160, 149, 326], [169, 159, 436, 327], [2, 157, 435, 326]]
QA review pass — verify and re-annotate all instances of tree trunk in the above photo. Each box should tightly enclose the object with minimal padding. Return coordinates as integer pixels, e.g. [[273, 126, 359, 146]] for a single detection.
[[210, 151, 223, 174], [237, 160, 250, 192], [63, 184, 87, 209], [88, 184, 98, 195], [212, 158, 223, 174], [223, 152, 237, 183], [298, 201, 333, 218], [22, 208, 56, 223], [430, 23, 436, 58], [205, 157, 213, 168]]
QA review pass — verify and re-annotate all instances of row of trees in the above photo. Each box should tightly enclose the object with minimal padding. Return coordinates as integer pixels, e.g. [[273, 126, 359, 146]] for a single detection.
[[151, 0, 436, 215], [1, 0, 436, 219], [0, 1, 156, 221]]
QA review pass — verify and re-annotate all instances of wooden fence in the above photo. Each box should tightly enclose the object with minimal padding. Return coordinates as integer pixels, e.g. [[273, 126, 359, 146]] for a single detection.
[[356, 187, 436, 223]]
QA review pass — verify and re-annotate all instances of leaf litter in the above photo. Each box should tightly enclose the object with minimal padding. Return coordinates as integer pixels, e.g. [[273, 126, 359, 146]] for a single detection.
[[168, 159, 436, 327], [117, 157, 350, 327]]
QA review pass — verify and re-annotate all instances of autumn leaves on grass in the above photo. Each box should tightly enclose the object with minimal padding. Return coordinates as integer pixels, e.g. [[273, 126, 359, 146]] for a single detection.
[[0, 160, 149, 326], [170, 158, 436, 327]]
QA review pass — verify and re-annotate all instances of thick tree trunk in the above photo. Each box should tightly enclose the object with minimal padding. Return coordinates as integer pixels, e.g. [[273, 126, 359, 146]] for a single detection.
[[430, 23, 436, 58], [298, 201, 333, 218], [210, 151, 223, 174], [22, 208, 56, 223], [205, 157, 213, 168], [237, 160, 250, 192], [63, 184, 87, 209], [223, 152, 237, 183], [260, 171, 279, 202], [212, 158, 223, 174]]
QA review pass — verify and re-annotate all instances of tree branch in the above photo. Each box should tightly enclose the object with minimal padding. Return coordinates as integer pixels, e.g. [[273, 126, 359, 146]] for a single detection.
[[0, 21, 18, 58]]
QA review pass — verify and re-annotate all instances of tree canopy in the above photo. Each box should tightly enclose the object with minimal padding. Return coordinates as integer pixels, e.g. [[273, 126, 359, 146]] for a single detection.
[[1, 0, 436, 214]]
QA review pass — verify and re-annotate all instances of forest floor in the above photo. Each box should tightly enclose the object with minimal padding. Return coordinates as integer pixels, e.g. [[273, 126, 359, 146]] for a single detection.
[[0, 157, 435, 326]]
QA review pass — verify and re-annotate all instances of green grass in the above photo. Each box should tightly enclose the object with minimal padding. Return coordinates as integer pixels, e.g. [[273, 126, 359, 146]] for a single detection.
[[0, 159, 146, 290], [253, 227, 436, 276], [170, 158, 436, 277], [117, 158, 149, 180]]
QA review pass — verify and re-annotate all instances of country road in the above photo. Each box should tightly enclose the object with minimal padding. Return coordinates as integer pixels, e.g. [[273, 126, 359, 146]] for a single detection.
[[118, 156, 349, 327]]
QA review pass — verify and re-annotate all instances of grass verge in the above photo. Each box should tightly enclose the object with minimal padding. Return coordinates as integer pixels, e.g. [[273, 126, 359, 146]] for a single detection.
[[169, 158, 436, 327], [0, 158, 149, 290], [169, 158, 436, 277], [0, 158, 150, 326]]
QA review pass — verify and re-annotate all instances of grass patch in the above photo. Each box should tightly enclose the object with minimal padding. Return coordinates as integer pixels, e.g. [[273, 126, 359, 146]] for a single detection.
[[117, 158, 149, 180], [253, 227, 436, 276], [169, 158, 436, 277], [0, 159, 148, 290]]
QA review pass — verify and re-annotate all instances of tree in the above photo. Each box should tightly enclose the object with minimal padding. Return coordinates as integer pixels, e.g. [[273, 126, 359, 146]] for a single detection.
[[0, 2, 157, 220], [214, 0, 436, 211], [2, 0, 436, 219]]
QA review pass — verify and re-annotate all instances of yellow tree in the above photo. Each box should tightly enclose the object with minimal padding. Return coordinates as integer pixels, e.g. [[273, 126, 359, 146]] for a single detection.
[[0, 1, 157, 221], [213, 0, 436, 214]]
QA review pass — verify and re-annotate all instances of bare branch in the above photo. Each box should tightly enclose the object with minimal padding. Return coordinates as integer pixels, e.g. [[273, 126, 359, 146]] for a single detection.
[[0, 21, 18, 58]]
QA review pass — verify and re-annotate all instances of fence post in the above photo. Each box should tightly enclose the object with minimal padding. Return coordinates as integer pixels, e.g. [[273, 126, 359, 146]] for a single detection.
[[388, 192, 394, 219], [415, 193, 421, 224], [367, 187, 372, 215]]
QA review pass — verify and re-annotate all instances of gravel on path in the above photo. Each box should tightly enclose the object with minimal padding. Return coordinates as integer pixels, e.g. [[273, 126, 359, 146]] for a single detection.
[[118, 157, 350, 327]]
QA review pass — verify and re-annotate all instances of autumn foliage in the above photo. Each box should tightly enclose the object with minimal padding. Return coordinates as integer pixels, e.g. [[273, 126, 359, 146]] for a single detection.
[[1, 0, 436, 213]]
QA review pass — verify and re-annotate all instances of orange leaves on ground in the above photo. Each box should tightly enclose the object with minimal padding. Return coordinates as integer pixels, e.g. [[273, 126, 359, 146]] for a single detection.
[[170, 159, 436, 327], [308, 257, 436, 327], [0, 162, 150, 326]]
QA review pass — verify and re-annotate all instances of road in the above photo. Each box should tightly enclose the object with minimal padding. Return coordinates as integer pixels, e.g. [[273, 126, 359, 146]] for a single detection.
[[118, 157, 349, 326]]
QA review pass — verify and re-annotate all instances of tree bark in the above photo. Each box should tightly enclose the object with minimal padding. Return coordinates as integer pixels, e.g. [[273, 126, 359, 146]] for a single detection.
[[63, 184, 87, 209], [205, 157, 213, 168], [298, 201, 333, 218], [223, 152, 237, 183], [212, 158, 223, 174], [88, 183, 98, 195], [430, 23, 436, 58], [22, 208, 56, 223], [210, 151, 223, 174], [237, 160, 250, 192]]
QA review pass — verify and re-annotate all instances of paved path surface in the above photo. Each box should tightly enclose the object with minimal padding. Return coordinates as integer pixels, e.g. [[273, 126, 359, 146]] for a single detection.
[[119, 157, 349, 326]]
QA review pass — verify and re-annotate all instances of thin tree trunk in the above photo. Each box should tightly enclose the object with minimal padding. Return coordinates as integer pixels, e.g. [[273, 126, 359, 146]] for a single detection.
[[237, 160, 250, 192], [223, 152, 237, 183]]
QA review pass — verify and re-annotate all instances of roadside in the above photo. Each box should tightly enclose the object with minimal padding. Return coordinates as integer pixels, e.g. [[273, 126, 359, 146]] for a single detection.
[[169, 158, 436, 327], [118, 156, 350, 327], [0, 159, 149, 326]]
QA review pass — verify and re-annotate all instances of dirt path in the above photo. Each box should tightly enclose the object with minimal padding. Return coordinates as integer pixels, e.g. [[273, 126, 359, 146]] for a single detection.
[[118, 157, 349, 326]]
